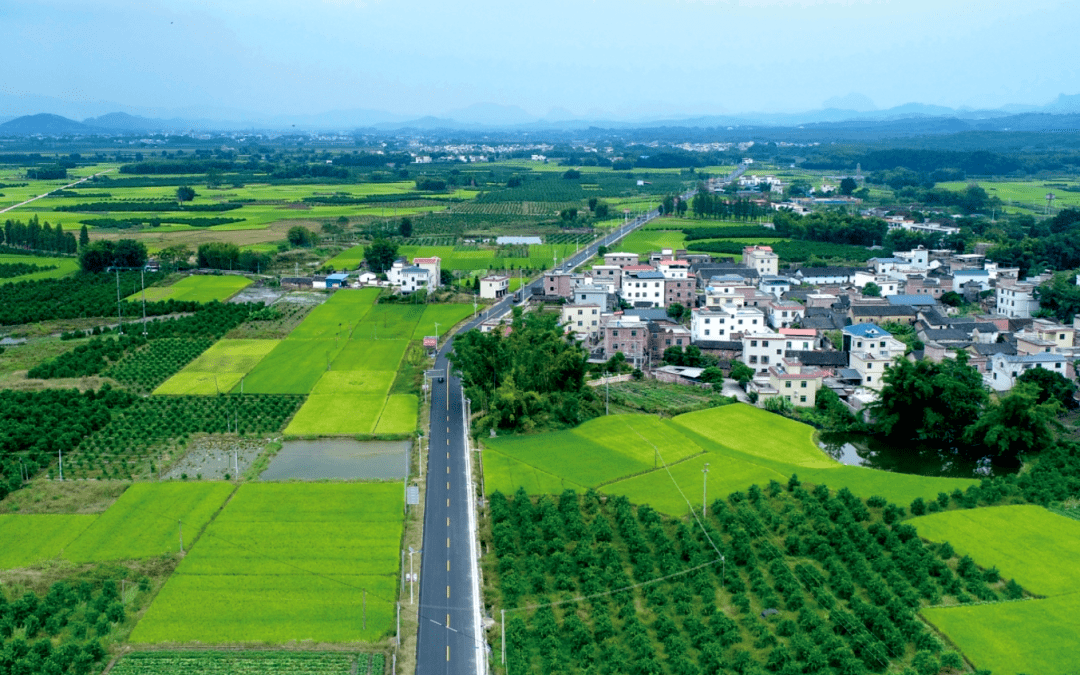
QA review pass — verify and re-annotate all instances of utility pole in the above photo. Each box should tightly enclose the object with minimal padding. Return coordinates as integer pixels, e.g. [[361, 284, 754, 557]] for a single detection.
[[605, 378, 609, 416], [408, 547, 420, 604], [58, 448, 63, 481], [178, 520, 184, 553], [417, 434, 423, 479], [702, 462, 710, 518], [501, 609, 506, 665]]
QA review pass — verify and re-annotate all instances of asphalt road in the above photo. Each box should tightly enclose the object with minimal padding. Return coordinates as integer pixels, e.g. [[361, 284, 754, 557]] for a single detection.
[[412, 164, 747, 674]]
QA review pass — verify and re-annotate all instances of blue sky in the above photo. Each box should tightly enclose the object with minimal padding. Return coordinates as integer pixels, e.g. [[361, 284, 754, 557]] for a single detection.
[[2, 0, 1077, 119]]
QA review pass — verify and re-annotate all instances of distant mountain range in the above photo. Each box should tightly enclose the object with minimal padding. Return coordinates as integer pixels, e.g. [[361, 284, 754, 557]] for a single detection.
[[1, 93, 1079, 135]]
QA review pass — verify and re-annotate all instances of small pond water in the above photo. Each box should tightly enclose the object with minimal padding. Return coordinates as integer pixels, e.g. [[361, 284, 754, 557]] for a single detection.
[[260, 439, 411, 481], [817, 432, 1020, 479]]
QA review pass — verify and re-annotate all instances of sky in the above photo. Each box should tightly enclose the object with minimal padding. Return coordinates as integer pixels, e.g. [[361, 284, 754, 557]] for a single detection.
[[2, 0, 1077, 121]]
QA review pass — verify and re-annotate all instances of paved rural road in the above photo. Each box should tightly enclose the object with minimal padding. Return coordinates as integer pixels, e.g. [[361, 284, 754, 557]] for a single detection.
[[414, 163, 747, 674]]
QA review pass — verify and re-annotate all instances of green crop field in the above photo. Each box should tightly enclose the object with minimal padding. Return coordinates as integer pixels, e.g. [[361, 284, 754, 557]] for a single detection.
[[485, 415, 706, 489], [485, 404, 976, 514], [132, 275, 252, 303], [331, 339, 409, 371], [373, 394, 419, 434], [910, 505, 1080, 597], [0, 514, 97, 568], [922, 594, 1080, 675], [239, 338, 347, 393], [0, 254, 80, 285], [936, 179, 1080, 214], [286, 370, 397, 435], [288, 290, 378, 340], [673, 405, 834, 468], [130, 483, 403, 644], [356, 305, 425, 340], [63, 482, 234, 562], [154, 339, 280, 395], [413, 304, 474, 340], [109, 651, 371, 675]]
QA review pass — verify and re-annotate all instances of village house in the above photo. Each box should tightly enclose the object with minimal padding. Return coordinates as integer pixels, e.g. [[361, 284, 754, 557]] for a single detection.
[[543, 271, 573, 298], [749, 358, 829, 407], [562, 303, 602, 341], [620, 268, 666, 308], [604, 252, 639, 268], [601, 314, 649, 367], [741, 331, 790, 374], [649, 320, 692, 361], [691, 306, 765, 342], [996, 279, 1041, 318], [479, 275, 509, 300], [742, 245, 779, 277], [987, 353, 1069, 392], [843, 323, 907, 390], [767, 300, 806, 329]]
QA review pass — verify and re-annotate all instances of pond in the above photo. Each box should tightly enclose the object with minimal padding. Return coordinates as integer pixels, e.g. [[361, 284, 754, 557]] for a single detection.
[[259, 439, 411, 481], [817, 432, 1020, 479]]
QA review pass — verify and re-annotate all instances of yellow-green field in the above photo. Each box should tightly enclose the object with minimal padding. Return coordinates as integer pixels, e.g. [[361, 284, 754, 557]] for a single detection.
[[916, 505, 1080, 675], [132, 274, 253, 303], [129, 482, 403, 644], [484, 404, 977, 514], [937, 179, 1080, 214], [154, 339, 281, 395], [0, 514, 97, 568], [0, 254, 80, 284]]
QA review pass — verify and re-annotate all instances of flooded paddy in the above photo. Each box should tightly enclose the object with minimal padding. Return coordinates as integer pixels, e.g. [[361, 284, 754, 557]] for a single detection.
[[259, 438, 410, 481]]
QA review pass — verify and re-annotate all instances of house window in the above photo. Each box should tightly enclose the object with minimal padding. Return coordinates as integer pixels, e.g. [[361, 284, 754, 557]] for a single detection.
[[785, 382, 791, 388], [666, 339, 672, 345], [801, 381, 807, 388], [613, 331, 619, 337], [866, 376, 872, 382], [762, 356, 770, 365], [749, 355, 757, 364], [800, 396, 807, 403], [704, 329, 710, 336], [751, 340, 758, 347], [786, 341, 792, 348], [630, 330, 637, 337]]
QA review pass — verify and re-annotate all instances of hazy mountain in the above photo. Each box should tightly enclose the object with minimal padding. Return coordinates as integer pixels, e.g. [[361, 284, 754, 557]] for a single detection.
[[822, 93, 877, 112], [441, 103, 537, 126], [82, 112, 172, 132], [0, 113, 93, 135]]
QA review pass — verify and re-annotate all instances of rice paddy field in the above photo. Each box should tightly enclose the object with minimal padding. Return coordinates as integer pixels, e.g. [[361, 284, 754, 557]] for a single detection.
[[154, 339, 280, 395], [915, 505, 1080, 675], [0, 253, 80, 284], [483, 404, 977, 515], [109, 651, 382, 675], [62, 482, 235, 562], [0, 514, 96, 568], [936, 179, 1080, 215], [129, 275, 253, 303], [130, 482, 403, 644]]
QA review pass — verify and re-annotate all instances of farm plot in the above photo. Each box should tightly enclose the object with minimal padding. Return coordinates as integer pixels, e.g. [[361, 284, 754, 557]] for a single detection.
[[484, 415, 706, 490], [288, 290, 378, 340], [331, 339, 408, 371], [373, 394, 419, 435], [109, 651, 372, 675], [485, 404, 977, 514], [130, 483, 403, 644], [0, 514, 97, 568], [909, 505, 1080, 597], [412, 304, 474, 341], [922, 594, 1080, 675], [63, 482, 234, 562], [355, 305, 425, 340], [132, 275, 252, 303], [238, 339, 347, 393], [153, 339, 280, 395], [0, 254, 79, 284], [285, 370, 397, 436]]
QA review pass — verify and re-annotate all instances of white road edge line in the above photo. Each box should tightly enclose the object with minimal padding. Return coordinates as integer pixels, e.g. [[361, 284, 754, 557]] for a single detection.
[[462, 387, 485, 675]]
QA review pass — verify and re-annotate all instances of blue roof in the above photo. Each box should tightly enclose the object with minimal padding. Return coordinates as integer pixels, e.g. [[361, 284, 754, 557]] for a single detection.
[[634, 270, 665, 279], [843, 323, 889, 338], [326, 273, 350, 281], [955, 269, 990, 277], [887, 294, 937, 306], [1000, 353, 1067, 364]]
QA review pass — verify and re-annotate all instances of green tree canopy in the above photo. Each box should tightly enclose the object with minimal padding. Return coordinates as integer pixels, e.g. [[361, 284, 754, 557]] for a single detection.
[[448, 308, 600, 433], [78, 239, 148, 273], [364, 239, 399, 274], [286, 226, 317, 247], [869, 352, 988, 450], [1016, 366, 1078, 410], [176, 186, 196, 203], [964, 382, 1062, 458], [399, 217, 413, 238]]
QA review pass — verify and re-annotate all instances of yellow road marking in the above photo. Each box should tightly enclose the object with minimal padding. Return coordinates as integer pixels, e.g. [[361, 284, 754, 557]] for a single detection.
[[446, 537, 450, 547], [446, 585, 450, 598]]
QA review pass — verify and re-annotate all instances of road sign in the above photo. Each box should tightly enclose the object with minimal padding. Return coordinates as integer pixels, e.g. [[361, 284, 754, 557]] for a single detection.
[[423, 336, 437, 348], [407, 486, 420, 505]]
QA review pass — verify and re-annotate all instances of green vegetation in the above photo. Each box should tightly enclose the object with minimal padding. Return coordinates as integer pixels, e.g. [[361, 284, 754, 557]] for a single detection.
[[450, 308, 600, 434], [603, 379, 734, 416], [485, 405, 977, 514], [109, 651, 375, 675], [374, 394, 419, 435], [909, 505, 1080, 597], [132, 274, 252, 303], [154, 339, 280, 395], [63, 482, 234, 562], [0, 253, 79, 284], [915, 505, 1080, 675], [131, 482, 403, 644], [485, 487, 1003, 675], [0, 514, 96, 567], [68, 394, 305, 479]]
